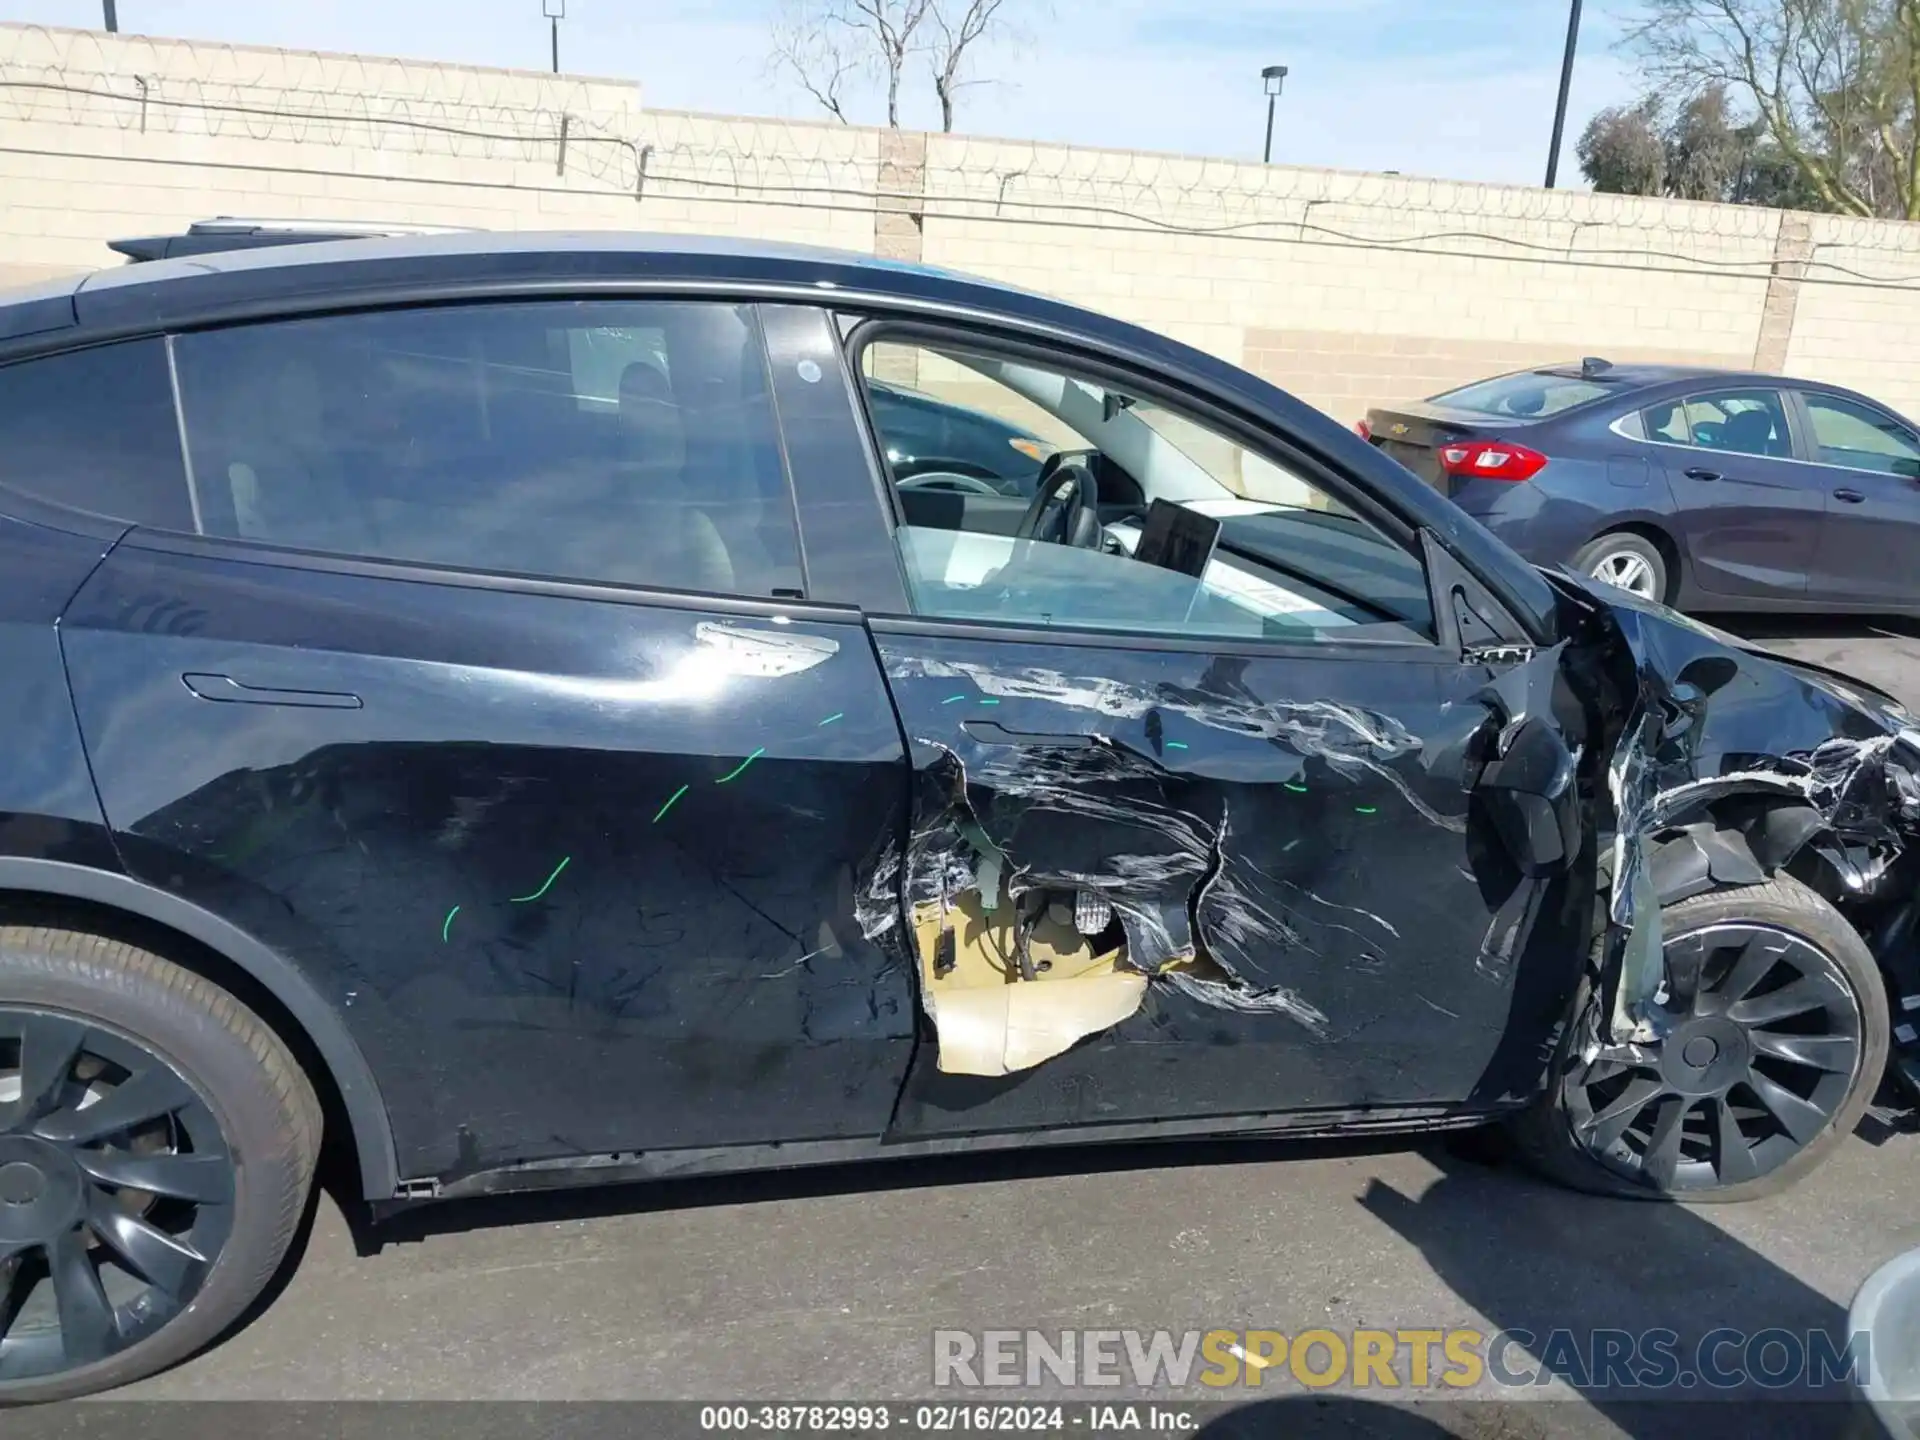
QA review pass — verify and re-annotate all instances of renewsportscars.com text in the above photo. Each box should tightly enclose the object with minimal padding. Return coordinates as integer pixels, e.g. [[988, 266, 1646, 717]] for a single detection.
[[932, 1327, 1870, 1392]]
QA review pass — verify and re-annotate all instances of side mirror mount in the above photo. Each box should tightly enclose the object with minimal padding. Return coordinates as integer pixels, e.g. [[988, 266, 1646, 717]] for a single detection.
[[1475, 714, 1581, 876]]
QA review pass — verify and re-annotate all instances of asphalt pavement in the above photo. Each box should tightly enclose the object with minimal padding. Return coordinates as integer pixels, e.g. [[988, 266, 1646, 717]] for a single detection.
[[109, 617, 1920, 1437]]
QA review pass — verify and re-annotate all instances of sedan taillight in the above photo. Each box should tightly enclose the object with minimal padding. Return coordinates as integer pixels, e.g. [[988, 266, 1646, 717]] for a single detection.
[[1435, 439, 1549, 482]]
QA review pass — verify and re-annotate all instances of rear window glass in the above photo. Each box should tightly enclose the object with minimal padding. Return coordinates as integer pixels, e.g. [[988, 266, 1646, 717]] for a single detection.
[[172, 300, 804, 597], [1429, 371, 1613, 419], [0, 339, 194, 529]]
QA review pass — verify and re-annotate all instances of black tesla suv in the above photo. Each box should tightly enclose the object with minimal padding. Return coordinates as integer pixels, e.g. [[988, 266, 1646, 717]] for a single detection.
[[0, 232, 1914, 1398]]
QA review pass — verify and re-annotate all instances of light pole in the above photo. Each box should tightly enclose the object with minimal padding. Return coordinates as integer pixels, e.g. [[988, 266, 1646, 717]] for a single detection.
[[543, 0, 565, 74], [1544, 0, 1583, 188], [103, 0, 118, 31], [1261, 65, 1289, 164]]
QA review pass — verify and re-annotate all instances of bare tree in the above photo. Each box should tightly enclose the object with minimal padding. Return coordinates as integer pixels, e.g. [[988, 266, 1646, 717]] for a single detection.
[[927, 0, 1011, 132], [772, 0, 1025, 130], [1578, 99, 1670, 193], [771, 5, 860, 123], [772, 0, 934, 128], [1624, 0, 1920, 218]]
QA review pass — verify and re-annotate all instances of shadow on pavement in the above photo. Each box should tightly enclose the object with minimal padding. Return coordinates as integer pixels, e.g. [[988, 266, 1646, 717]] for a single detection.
[[1352, 1144, 1862, 1438]]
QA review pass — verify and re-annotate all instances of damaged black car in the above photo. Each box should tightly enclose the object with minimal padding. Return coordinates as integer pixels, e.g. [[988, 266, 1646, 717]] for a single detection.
[[0, 233, 1913, 1399]]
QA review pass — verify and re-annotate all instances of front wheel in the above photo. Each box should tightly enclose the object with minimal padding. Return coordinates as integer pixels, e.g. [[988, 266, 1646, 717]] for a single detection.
[[1513, 876, 1888, 1202], [0, 925, 321, 1401]]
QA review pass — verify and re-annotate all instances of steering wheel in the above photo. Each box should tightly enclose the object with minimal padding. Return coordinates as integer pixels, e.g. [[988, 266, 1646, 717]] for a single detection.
[[1015, 461, 1099, 546], [898, 471, 1004, 498]]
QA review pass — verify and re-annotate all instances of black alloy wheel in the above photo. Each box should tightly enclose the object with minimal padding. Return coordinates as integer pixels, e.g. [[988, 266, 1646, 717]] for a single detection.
[[0, 1010, 233, 1382], [1565, 921, 1864, 1191], [0, 925, 320, 1402]]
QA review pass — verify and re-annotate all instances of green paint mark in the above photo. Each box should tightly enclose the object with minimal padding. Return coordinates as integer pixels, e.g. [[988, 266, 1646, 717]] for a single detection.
[[1354, 806, 1379, 815], [978, 698, 1000, 706], [1284, 782, 1309, 793], [1166, 741, 1188, 751], [817, 712, 844, 726], [511, 856, 571, 904], [653, 784, 689, 823], [715, 748, 766, 784], [942, 694, 968, 705], [441, 905, 460, 943]]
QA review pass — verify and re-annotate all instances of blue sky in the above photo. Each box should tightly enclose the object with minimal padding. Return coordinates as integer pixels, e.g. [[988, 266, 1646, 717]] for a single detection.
[[3, 0, 1643, 184]]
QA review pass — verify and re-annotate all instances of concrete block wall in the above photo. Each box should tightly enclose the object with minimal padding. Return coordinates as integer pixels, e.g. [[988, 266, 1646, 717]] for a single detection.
[[5, 24, 1920, 424]]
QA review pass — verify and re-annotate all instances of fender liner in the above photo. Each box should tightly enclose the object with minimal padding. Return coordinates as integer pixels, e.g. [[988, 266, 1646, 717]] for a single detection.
[[1644, 800, 1831, 909], [0, 856, 397, 1199]]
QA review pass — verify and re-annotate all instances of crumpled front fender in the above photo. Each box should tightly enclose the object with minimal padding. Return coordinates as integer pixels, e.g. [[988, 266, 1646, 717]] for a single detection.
[[1558, 574, 1920, 1044]]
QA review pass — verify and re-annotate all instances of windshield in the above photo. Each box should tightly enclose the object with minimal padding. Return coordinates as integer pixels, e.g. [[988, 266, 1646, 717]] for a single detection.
[[1430, 370, 1614, 418]]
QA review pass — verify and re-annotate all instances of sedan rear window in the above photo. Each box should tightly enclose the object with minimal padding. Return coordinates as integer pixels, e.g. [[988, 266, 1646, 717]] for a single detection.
[[1429, 371, 1614, 418]]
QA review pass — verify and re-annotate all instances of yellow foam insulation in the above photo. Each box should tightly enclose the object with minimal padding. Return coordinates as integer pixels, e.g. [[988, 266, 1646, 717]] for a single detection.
[[913, 886, 1147, 1077]]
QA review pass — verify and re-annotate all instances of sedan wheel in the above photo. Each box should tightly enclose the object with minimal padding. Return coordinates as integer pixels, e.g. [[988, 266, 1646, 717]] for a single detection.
[[1590, 550, 1657, 597], [1515, 876, 1888, 1202], [1572, 531, 1669, 604]]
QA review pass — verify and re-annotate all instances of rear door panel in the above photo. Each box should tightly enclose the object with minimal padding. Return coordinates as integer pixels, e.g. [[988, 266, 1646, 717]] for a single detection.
[[63, 540, 914, 1181]]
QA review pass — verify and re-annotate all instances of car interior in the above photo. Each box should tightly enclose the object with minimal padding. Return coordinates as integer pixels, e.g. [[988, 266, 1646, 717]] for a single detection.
[[1644, 393, 1794, 458], [857, 338, 1437, 647]]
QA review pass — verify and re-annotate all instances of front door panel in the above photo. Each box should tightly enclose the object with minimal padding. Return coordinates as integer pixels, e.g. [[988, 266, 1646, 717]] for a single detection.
[[62, 541, 914, 1182], [1810, 463, 1920, 605], [874, 628, 1589, 1138]]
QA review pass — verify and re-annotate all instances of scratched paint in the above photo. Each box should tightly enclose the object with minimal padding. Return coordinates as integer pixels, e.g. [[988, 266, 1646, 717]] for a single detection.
[[510, 856, 571, 904], [715, 748, 766, 784]]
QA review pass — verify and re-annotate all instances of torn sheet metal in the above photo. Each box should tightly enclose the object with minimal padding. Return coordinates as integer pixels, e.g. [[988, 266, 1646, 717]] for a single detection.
[[1557, 578, 1920, 1045], [872, 634, 1589, 1095]]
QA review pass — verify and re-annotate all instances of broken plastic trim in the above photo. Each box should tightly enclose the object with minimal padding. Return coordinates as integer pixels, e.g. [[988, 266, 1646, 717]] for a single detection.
[[1587, 598, 1920, 1045]]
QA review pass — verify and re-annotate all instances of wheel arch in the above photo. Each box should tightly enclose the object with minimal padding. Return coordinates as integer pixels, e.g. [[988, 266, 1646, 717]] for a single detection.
[[0, 856, 398, 1200]]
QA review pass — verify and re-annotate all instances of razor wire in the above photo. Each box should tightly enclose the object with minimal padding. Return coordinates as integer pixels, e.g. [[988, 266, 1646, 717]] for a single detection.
[[8, 23, 1920, 291]]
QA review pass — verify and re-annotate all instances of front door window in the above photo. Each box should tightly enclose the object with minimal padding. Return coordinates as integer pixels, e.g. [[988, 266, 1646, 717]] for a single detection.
[[864, 340, 1435, 646], [1803, 393, 1920, 478]]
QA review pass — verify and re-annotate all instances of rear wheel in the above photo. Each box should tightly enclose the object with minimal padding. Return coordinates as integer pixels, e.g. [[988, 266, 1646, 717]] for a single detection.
[[1575, 531, 1668, 603], [0, 925, 320, 1401], [1515, 876, 1887, 1202]]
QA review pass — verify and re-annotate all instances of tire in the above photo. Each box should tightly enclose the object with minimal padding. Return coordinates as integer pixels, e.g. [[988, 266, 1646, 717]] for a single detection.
[[1574, 531, 1668, 604], [1513, 875, 1888, 1203], [0, 924, 321, 1401]]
